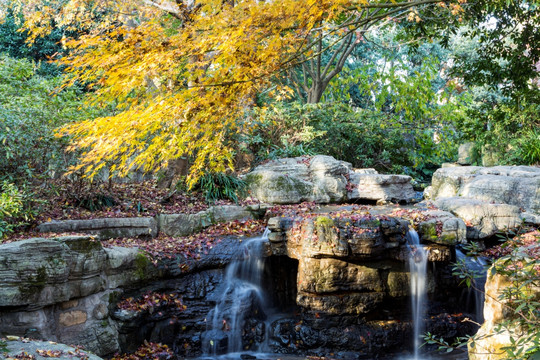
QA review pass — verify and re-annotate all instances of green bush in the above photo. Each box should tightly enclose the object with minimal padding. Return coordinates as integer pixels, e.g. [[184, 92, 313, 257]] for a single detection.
[[194, 172, 247, 204], [0, 181, 31, 238], [244, 102, 458, 182], [457, 89, 540, 166], [0, 55, 104, 183]]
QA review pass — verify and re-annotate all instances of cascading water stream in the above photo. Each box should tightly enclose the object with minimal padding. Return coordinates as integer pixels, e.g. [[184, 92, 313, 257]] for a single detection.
[[203, 228, 270, 356], [406, 229, 428, 360]]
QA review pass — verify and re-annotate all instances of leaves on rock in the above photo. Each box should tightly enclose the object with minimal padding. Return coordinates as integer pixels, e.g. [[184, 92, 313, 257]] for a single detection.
[[103, 219, 266, 262], [111, 342, 173, 360], [117, 292, 186, 314]]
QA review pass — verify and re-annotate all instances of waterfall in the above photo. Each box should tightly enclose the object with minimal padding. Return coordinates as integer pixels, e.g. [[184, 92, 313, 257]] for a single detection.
[[456, 249, 488, 323], [202, 228, 270, 356], [406, 229, 428, 360]]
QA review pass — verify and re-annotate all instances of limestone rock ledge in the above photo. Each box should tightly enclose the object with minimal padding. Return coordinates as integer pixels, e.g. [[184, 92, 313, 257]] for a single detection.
[[0, 337, 103, 360], [0, 236, 141, 355], [37, 204, 262, 239], [0, 234, 244, 357], [425, 166, 540, 214]]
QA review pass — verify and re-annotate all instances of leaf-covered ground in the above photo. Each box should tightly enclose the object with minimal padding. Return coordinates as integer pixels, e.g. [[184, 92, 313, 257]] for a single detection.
[[31, 179, 258, 223], [103, 218, 267, 263]]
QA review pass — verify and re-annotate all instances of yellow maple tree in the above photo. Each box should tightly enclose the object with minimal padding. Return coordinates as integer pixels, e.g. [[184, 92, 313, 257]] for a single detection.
[[14, 0, 467, 186]]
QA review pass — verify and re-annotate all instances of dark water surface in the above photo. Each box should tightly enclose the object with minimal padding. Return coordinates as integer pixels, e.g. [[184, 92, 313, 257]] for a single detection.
[[192, 350, 468, 360]]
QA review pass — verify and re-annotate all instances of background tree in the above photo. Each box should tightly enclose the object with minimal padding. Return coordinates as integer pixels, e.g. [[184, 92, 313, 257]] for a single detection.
[[12, 0, 471, 185]]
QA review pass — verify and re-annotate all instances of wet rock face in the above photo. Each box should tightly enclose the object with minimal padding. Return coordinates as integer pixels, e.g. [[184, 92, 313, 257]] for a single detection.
[[265, 207, 459, 330], [0, 235, 243, 358], [1, 205, 469, 358], [245, 155, 416, 204]]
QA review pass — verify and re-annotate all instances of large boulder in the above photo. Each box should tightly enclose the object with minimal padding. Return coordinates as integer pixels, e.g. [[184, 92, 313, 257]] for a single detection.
[[457, 142, 476, 165], [245, 155, 415, 204], [434, 198, 523, 239], [0, 236, 143, 308], [157, 205, 257, 237], [0, 236, 143, 356], [417, 209, 467, 245], [425, 166, 540, 214]]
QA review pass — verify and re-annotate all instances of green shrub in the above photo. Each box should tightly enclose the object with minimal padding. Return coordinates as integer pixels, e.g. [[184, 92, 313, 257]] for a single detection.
[[244, 102, 458, 182], [457, 91, 540, 166], [512, 128, 540, 165], [194, 172, 247, 204], [0, 55, 105, 183], [0, 181, 28, 238]]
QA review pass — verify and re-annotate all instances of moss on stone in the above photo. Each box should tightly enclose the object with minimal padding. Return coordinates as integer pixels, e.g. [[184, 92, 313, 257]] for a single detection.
[[316, 216, 335, 227], [18, 266, 48, 298], [244, 173, 263, 186], [273, 176, 311, 196], [62, 237, 102, 254], [134, 251, 150, 279], [419, 222, 438, 241], [439, 233, 457, 245]]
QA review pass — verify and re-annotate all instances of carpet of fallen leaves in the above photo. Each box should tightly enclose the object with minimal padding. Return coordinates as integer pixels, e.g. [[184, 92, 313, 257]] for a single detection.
[[102, 219, 267, 262], [482, 230, 540, 259], [117, 292, 186, 314], [32, 179, 258, 223], [111, 341, 173, 360]]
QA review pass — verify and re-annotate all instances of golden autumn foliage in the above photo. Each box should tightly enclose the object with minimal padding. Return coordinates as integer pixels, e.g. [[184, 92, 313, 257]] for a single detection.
[[13, 0, 468, 186]]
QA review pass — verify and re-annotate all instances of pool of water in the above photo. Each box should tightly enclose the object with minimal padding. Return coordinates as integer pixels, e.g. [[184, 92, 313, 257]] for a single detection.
[[193, 349, 468, 360]]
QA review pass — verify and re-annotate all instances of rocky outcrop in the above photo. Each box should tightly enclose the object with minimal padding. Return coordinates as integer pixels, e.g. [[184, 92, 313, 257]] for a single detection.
[[267, 206, 456, 319], [425, 166, 540, 214], [416, 209, 467, 245], [434, 198, 522, 239], [457, 142, 475, 165], [158, 205, 258, 237], [0, 236, 142, 355], [245, 155, 415, 204], [0, 234, 245, 357], [2, 204, 472, 358], [0, 236, 141, 308]]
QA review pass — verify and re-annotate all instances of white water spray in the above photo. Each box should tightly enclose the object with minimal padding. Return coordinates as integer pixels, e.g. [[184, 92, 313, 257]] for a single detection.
[[406, 229, 428, 360], [203, 229, 270, 355]]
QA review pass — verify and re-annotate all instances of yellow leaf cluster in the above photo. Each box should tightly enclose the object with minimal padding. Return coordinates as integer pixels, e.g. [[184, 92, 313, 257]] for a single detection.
[[16, 0, 467, 186]]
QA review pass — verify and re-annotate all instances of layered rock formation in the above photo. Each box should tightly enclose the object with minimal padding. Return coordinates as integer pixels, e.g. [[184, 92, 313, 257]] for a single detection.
[[0, 336, 102, 360], [0, 235, 239, 357], [468, 244, 540, 360], [425, 166, 540, 215], [37, 204, 262, 239], [425, 166, 540, 238]]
